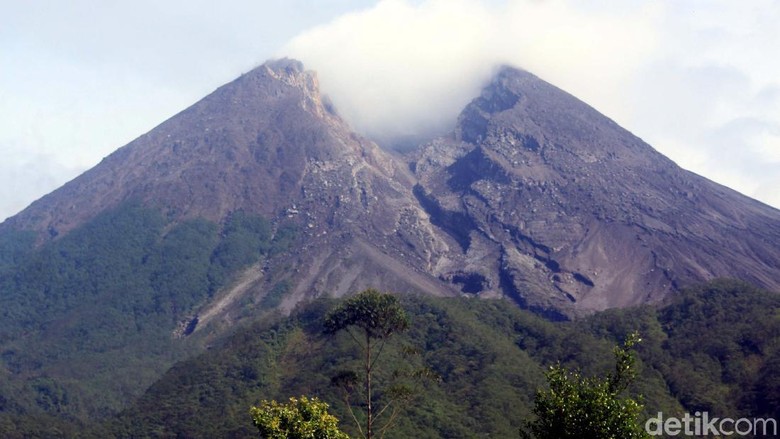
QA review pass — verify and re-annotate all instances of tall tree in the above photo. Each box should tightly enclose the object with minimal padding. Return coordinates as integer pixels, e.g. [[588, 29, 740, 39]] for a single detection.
[[324, 289, 410, 439], [521, 332, 649, 439]]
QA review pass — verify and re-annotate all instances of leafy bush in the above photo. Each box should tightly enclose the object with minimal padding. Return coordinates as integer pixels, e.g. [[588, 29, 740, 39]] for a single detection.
[[251, 396, 349, 439]]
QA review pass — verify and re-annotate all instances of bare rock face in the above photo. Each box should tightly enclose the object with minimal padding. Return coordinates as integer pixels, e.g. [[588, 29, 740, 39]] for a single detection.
[[3, 60, 779, 319], [3, 59, 457, 304], [410, 66, 780, 316], [7, 59, 376, 232]]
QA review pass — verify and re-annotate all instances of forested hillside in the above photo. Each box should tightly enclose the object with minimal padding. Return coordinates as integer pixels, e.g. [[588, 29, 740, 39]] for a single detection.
[[2, 58, 780, 439], [0, 203, 297, 434], [16, 279, 767, 438]]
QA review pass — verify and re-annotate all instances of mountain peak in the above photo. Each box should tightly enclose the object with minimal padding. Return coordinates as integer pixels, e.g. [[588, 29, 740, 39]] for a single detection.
[[1, 56, 456, 304], [264, 57, 305, 74], [3, 59, 778, 317], [1, 58, 341, 237], [414, 65, 780, 314], [257, 58, 325, 112]]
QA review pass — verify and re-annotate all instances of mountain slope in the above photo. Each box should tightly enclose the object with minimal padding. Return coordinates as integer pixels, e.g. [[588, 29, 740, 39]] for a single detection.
[[5, 60, 417, 241], [2, 58, 458, 317], [4, 60, 778, 318], [1, 59, 779, 428], [0, 59, 457, 421], [95, 280, 777, 438], [410, 66, 780, 315]]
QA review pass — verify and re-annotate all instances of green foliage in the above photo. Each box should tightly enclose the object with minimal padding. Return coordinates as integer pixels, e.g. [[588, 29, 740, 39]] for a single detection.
[[324, 289, 412, 439], [521, 332, 649, 439], [30, 377, 70, 414], [109, 314, 293, 438], [0, 228, 35, 274], [0, 204, 289, 424], [250, 396, 350, 439], [100, 280, 780, 438], [269, 222, 298, 255], [208, 210, 273, 289], [103, 295, 561, 438], [324, 289, 409, 339], [0, 410, 85, 439], [262, 280, 292, 309], [2, 265, 778, 438], [657, 279, 780, 417]]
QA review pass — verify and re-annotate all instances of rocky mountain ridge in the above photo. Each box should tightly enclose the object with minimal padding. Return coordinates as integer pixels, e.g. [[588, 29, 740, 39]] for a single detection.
[[410, 66, 780, 315], [3, 59, 779, 320]]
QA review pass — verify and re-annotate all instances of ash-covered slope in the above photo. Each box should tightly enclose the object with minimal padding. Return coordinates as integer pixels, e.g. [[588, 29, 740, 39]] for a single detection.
[[411, 66, 780, 316], [3, 60, 778, 321], [2, 59, 455, 305], [7, 59, 396, 235], [0, 59, 456, 421]]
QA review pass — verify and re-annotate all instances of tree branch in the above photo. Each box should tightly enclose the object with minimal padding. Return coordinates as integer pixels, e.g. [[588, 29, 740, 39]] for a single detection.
[[369, 337, 389, 371], [377, 404, 403, 439], [340, 387, 365, 439]]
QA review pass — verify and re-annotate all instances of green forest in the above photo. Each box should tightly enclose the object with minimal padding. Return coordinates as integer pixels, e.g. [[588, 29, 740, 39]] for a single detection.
[[113, 279, 780, 438], [8, 279, 776, 438], [0, 204, 778, 438], [0, 203, 297, 435]]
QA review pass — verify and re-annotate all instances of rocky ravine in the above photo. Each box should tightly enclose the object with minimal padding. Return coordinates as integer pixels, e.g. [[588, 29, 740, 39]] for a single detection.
[[2, 59, 460, 325], [3, 59, 779, 321], [410, 66, 780, 317]]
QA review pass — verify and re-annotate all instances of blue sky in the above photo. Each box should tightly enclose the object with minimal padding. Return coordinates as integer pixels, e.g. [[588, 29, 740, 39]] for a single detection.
[[2, 0, 778, 221]]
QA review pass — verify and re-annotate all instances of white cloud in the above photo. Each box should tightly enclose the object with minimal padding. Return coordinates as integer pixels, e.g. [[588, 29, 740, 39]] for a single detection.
[[0, 0, 379, 221], [284, 0, 662, 141], [2, 0, 778, 220], [285, 0, 780, 209], [284, 0, 498, 142]]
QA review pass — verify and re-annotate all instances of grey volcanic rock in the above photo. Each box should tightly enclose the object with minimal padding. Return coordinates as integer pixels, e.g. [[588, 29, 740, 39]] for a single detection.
[[7, 59, 382, 234], [3, 60, 779, 319], [3, 59, 457, 311], [410, 66, 780, 316]]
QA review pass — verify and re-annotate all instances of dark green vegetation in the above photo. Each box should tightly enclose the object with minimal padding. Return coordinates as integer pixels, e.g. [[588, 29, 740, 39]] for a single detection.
[[0, 209, 777, 439], [324, 289, 427, 439], [0, 204, 297, 436], [63, 279, 775, 438], [521, 332, 648, 438]]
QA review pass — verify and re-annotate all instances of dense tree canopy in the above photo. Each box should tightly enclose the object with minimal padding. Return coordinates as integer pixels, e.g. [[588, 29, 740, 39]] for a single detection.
[[2, 277, 777, 438], [324, 289, 409, 339]]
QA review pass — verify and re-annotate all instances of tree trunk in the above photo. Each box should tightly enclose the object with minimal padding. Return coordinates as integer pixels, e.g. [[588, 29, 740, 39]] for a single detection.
[[366, 331, 372, 439]]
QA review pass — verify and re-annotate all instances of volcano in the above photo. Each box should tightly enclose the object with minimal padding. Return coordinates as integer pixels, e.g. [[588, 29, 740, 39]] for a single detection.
[[411, 66, 780, 316], [3, 59, 779, 320], [1, 59, 779, 421]]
